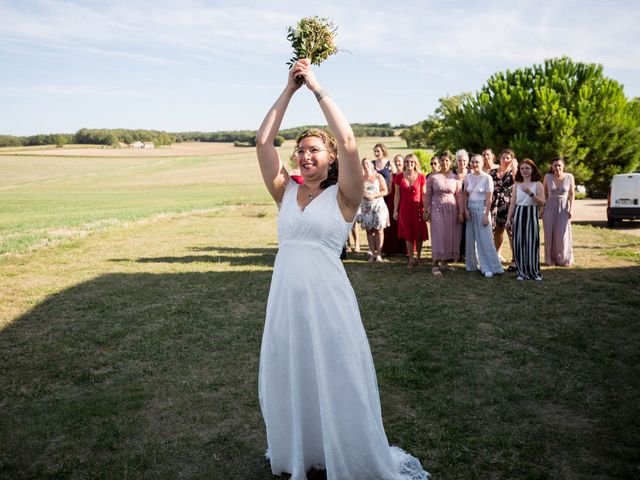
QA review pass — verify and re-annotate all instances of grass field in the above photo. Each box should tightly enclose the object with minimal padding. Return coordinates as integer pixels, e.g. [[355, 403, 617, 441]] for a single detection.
[[1, 140, 639, 479]]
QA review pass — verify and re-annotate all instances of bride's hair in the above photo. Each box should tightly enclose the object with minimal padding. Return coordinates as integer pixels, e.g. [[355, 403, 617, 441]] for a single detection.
[[295, 128, 339, 189]]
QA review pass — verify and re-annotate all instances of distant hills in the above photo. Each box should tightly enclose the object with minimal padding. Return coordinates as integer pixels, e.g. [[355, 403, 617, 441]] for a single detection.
[[0, 124, 406, 148]]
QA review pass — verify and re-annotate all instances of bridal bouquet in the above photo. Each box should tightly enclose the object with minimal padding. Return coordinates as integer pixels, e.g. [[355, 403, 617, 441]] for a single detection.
[[286, 16, 338, 82]]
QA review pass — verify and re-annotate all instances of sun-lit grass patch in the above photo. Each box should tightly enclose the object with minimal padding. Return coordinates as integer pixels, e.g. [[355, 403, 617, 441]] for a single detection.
[[601, 247, 640, 264]]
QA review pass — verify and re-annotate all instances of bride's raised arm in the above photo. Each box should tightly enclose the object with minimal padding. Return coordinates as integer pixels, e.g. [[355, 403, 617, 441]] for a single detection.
[[255, 66, 304, 204], [294, 60, 363, 220]]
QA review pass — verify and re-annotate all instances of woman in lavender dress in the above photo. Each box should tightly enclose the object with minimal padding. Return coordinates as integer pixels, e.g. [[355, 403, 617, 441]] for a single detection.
[[542, 157, 575, 266]]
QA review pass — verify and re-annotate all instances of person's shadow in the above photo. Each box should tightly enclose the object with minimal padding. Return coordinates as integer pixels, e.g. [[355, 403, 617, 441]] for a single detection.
[[3, 249, 639, 479], [110, 246, 277, 267], [1, 261, 277, 478]]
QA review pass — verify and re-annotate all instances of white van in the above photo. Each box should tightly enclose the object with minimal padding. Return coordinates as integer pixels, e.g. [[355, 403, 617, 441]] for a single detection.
[[607, 173, 640, 227]]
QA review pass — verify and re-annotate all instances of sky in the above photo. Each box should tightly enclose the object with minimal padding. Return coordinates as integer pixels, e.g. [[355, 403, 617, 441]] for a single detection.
[[1, 0, 639, 136]]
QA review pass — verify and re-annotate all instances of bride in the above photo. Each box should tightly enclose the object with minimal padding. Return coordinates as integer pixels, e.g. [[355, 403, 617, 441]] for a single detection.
[[255, 58, 429, 480]]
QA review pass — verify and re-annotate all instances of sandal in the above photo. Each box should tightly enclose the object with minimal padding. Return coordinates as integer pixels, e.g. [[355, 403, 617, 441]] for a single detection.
[[432, 267, 443, 277]]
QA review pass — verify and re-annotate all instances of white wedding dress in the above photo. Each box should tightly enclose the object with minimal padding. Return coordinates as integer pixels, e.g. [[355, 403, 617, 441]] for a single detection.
[[259, 182, 429, 480]]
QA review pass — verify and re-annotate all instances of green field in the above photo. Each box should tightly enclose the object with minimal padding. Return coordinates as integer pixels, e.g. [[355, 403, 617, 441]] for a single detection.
[[0, 138, 414, 256], [0, 148, 266, 255], [1, 140, 639, 479]]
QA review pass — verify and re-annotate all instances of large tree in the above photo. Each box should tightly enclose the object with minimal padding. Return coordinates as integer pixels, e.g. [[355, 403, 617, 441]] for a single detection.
[[422, 57, 640, 195], [401, 94, 470, 150]]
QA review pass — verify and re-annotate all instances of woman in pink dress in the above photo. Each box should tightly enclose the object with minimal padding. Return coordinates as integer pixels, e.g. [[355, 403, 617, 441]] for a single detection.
[[542, 157, 575, 266], [425, 151, 463, 276], [393, 154, 428, 268]]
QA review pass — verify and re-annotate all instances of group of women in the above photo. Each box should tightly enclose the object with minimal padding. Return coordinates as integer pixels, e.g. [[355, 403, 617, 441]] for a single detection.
[[352, 145, 576, 280], [255, 59, 575, 480]]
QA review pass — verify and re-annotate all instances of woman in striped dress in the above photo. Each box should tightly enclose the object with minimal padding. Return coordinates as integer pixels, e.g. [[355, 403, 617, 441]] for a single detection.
[[505, 159, 545, 281]]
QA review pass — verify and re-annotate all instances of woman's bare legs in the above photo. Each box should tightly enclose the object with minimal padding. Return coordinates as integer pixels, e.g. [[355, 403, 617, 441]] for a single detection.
[[353, 225, 360, 252], [348, 223, 360, 252], [432, 259, 443, 276], [406, 241, 415, 268], [375, 229, 384, 261], [494, 226, 506, 261], [366, 230, 377, 261]]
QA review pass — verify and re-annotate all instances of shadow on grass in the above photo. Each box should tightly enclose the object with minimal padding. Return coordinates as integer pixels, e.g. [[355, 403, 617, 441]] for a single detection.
[[0, 271, 274, 479], [574, 218, 640, 233], [1, 264, 639, 479], [189, 246, 279, 253], [572, 242, 640, 250], [130, 254, 275, 266], [111, 246, 278, 267]]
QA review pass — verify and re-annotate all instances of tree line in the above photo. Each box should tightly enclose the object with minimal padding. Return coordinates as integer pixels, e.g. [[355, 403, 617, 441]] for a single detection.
[[401, 57, 640, 196], [0, 124, 396, 149]]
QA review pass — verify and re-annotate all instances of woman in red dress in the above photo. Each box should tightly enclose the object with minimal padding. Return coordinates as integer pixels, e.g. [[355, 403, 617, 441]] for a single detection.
[[382, 154, 407, 256], [393, 154, 428, 268]]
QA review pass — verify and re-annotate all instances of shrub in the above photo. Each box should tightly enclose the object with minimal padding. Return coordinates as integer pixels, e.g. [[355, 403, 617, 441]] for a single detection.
[[413, 149, 434, 173]]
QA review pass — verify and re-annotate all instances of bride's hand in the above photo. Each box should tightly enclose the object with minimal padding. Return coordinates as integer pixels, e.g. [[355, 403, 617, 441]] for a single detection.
[[293, 58, 322, 93], [287, 61, 307, 92]]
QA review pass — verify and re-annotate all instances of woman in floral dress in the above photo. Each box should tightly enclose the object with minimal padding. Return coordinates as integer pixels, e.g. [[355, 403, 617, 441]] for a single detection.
[[425, 151, 463, 276], [490, 149, 518, 269], [360, 158, 390, 262]]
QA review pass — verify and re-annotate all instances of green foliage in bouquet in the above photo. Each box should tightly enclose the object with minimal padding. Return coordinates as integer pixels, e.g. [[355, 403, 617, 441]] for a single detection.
[[286, 16, 338, 68]]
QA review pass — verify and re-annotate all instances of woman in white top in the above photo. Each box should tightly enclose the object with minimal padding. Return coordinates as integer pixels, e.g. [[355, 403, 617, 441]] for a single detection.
[[506, 159, 545, 280], [463, 154, 504, 277]]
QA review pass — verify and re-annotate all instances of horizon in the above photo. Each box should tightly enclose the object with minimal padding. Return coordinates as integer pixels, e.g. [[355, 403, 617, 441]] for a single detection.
[[1, 0, 639, 137], [0, 122, 406, 138]]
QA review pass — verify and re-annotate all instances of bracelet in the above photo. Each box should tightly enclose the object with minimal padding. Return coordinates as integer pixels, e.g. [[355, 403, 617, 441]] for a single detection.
[[314, 89, 329, 102]]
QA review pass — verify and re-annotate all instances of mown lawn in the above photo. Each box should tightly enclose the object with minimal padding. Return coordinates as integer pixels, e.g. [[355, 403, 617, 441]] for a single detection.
[[1, 141, 639, 479]]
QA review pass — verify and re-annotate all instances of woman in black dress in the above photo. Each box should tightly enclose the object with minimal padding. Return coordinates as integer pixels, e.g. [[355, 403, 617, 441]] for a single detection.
[[490, 149, 518, 269]]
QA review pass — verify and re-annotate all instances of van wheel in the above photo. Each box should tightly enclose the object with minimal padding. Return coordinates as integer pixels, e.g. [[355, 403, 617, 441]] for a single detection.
[[607, 217, 615, 228]]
